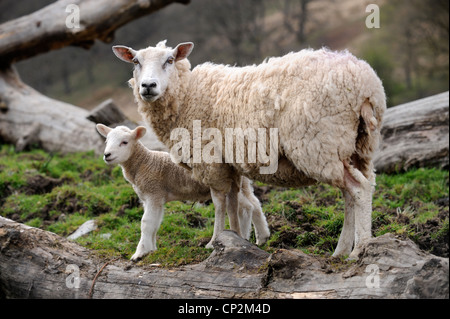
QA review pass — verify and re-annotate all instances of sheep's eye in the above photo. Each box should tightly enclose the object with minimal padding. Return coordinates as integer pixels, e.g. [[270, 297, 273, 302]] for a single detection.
[[120, 141, 128, 146], [166, 57, 175, 65], [132, 58, 139, 65]]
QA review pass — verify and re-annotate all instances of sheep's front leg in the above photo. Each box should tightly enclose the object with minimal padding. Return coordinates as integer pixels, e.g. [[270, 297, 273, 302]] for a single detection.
[[131, 197, 164, 261], [206, 189, 227, 249]]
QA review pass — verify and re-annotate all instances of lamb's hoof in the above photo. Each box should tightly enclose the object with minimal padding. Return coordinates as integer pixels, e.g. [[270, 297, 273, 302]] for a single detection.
[[205, 241, 214, 249], [256, 235, 270, 246], [130, 250, 153, 262], [130, 254, 144, 262]]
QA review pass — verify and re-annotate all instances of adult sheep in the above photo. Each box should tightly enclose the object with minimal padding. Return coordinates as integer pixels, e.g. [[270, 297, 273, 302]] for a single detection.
[[112, 41, 386, 258]]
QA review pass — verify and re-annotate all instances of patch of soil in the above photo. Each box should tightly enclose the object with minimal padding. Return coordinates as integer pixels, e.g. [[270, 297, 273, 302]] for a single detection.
[[186, 211, 207, 228], [21, 174, 64, 195], [270, 228, 302, 249], [413, 209, 449, 258]]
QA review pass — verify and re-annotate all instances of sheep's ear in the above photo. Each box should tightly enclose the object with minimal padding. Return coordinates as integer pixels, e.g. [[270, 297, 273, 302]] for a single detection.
[[96, 124, 112, 138], [173, 42, 194, 62], [112, 46, 136, 63], [134, 126, 147, 140]]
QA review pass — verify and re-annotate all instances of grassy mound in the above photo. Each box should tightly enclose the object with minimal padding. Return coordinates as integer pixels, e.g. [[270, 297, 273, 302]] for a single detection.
[[1, 144, 448, 267]]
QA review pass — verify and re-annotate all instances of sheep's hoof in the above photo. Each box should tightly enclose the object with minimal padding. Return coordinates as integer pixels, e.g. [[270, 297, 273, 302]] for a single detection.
[[205, 240, 214, 249], [346, 246, 365, 261], [130, 254, 144, 262]]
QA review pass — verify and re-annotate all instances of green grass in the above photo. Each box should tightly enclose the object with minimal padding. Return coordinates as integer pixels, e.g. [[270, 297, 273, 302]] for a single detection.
[[0, 144, 448, 266]]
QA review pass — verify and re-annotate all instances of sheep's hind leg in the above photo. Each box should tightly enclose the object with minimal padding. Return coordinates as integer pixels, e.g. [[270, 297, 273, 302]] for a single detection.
[[340, 162, 374, 259], [332, 188, 355, 257], [131, 197, 164, 261]]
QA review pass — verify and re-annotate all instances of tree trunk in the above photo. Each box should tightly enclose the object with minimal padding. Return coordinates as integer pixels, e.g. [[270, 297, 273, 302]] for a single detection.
[[0, 67, 104, 155], [0, 216, 448, 299], [0, 0, 190, 67], [374, 91, 449, 173]]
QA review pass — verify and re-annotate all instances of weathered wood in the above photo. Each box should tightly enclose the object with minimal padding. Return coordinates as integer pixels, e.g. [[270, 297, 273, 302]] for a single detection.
[[0, 0, 190, 67], [86, 99, 130, 127], [1, 216, 448, 299], [86, 98, 168, 151], [0, 67, 104, 155], [374, 91, 449, 173], [0, 68, 167, 154]]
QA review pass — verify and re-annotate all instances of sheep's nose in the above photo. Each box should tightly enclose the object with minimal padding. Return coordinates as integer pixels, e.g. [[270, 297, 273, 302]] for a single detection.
[[141, 81, 157, 89], [104, 152, 111, 159]]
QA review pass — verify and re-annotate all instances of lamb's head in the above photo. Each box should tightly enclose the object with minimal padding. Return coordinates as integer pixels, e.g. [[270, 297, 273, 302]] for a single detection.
[[112, 40, 194, 103], [96, 124, 147, 165]]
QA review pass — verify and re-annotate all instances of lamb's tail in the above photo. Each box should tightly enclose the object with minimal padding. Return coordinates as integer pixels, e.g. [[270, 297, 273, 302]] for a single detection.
[[353, 98, 384, 177]]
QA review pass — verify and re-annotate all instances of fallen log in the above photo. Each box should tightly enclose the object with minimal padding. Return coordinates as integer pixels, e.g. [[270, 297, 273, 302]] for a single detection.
[[0, 216, 448, 299], [0, 68, 166, 154], [0, 67, 104, 155], [0, 0, 190, 67], [374, 91, 449, 173]]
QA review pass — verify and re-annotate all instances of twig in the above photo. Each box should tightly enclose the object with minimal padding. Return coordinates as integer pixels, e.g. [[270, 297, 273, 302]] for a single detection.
[[89, 257, 120, 298]]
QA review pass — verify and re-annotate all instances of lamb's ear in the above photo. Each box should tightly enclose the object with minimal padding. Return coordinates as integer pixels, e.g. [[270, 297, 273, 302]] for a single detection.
[[173, 42, 194, 62], [96, 124, 112, 138], [133, 126, 147, 140], [112, 45, 136, 63]]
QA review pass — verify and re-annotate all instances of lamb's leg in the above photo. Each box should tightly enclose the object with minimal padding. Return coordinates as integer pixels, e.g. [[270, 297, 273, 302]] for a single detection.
[[239, 177, 270, 245], [249, 198, 270, 246], [206, 189, 227, 249], [237, 194, 253, 241], [131, 197, 164, 261], [227, 181, 242, 237]]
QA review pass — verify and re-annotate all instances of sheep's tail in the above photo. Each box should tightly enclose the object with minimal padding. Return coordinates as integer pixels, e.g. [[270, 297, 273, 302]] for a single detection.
[[353, 98, 383, 177]]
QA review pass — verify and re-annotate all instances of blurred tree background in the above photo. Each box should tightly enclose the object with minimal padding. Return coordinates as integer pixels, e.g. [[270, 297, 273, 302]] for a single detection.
[[0, 0, 448, 117]]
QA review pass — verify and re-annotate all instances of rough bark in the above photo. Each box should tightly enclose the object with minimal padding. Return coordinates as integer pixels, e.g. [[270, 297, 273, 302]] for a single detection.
[[0, 216, 448, 299], [0, 0, 190, 67], [374, 91, 449, 173], [0, 67, 104, 155]]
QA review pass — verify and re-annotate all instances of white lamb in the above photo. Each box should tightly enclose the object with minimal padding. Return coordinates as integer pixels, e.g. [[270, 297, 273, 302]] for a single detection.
[[112, 41, 386, 258], [96, 124, 270, 261]]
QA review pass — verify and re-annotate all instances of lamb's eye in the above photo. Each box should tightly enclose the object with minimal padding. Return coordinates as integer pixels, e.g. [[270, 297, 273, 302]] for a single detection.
[[132, 58, 139, 65], [166, 57, 174, 65], [120, 141, 128, 146]]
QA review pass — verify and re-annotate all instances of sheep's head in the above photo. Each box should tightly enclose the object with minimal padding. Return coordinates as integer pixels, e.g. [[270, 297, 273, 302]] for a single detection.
[[112, 40, 194, 103], [96, 124, 147, 165]]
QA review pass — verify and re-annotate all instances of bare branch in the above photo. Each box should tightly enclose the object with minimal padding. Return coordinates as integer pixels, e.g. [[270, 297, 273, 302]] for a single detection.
[[0, 0, 190, 67]]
